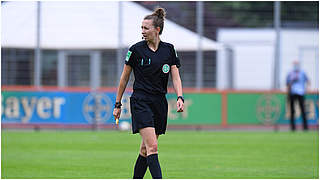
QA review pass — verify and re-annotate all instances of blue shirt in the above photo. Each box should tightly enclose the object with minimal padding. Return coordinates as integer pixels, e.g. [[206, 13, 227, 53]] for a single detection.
[[286, 70, 309, 95]]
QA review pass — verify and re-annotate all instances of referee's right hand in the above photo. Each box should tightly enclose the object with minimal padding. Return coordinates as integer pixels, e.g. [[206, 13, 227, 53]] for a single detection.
[[113, 108, 121, 120]]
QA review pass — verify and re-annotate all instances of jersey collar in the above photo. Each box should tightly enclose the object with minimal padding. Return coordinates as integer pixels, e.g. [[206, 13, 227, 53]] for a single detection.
[[145, 40, 162, 53]]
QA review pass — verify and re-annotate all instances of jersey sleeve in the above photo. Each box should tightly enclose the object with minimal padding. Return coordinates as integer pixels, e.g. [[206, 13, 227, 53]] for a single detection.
[[171, 45, 181, 68], [286, 73, 291, 85], [125, 45, 136, 67], [303, 71, 309, 82]]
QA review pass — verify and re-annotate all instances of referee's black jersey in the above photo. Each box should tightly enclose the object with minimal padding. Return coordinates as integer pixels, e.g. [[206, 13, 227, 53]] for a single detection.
[[125, 40, 181, 95]]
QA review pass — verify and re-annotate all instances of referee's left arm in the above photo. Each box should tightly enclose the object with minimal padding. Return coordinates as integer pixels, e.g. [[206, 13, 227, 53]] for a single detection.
[[171, 65, 184, 112]]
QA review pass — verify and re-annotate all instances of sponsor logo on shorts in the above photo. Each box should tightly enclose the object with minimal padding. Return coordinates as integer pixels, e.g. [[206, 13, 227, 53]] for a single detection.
[[162, 64, 170, 73]]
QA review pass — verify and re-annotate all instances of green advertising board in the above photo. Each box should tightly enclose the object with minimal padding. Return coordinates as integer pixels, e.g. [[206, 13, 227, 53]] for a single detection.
[[281, 93, 319, 125], [166, 93, 221, 124], [227, 94, 286, 124], [227, 93, 318, 125]]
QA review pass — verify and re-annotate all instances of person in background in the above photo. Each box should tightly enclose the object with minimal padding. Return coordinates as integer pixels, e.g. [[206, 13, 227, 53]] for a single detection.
[[286, 60, 310, 131]]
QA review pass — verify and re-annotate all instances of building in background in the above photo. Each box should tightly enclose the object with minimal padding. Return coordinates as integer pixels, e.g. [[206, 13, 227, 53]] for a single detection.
[[139, 1, 319, 90], [217, 28, 318, 90], [1, 1, 222, 89], [1, 1, 318, 90], [138, 1, 318, 40]]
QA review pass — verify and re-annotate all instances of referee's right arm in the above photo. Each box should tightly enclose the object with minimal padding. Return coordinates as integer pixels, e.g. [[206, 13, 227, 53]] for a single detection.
[[113, 64, 132, 119], [116, 64, 132, 102]]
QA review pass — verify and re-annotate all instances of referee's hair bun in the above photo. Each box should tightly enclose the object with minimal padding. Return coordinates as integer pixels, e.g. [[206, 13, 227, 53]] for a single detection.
[[144, 7, 166, 35], [153, 7, 166, 20]]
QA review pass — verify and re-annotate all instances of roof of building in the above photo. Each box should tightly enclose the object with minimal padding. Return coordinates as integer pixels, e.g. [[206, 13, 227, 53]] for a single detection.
[[2, 1, 223, 51]]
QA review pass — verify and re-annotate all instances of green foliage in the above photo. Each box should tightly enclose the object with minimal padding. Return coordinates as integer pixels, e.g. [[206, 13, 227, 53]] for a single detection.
[[282, 1, 319, 22], [2, 130, 318, 178], [207, 1, 318, 27]]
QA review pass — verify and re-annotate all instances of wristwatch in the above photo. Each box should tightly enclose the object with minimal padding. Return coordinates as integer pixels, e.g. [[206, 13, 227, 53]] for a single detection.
[[177, 96, 184, 103], [114, 102, 122, 109]]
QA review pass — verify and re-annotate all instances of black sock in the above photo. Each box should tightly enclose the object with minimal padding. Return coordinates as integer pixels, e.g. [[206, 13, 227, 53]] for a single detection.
[[133, 154, 148, 179], [147, 154, 162, 179]]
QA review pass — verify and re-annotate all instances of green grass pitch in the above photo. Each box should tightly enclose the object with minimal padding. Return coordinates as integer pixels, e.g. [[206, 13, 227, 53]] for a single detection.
[[1, 130, 318, 179]]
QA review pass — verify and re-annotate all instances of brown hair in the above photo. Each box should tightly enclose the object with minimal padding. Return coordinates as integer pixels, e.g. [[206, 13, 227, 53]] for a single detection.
[[144, 7, 166, 35]]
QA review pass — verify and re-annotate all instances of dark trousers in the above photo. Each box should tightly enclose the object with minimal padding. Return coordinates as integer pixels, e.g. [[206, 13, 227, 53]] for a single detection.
[[289, 94, 308, 131]]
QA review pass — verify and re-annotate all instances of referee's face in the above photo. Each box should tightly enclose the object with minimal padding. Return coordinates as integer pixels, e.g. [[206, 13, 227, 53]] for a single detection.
[[141, 19, 159, 41]]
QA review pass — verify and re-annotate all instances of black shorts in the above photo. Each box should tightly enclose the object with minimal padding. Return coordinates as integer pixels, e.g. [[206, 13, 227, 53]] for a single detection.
[[130, 90, 168, 135]]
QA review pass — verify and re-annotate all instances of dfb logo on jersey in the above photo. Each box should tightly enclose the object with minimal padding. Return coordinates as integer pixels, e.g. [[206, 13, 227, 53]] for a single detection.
[[162, 64, 170, 73]]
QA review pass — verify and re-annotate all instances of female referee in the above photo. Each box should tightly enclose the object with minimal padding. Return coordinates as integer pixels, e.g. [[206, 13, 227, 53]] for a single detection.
[[113, 7, 184, 179]]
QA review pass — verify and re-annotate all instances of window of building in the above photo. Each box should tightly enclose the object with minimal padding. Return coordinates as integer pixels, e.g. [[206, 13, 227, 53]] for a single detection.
[[1, 48, 34, 85]]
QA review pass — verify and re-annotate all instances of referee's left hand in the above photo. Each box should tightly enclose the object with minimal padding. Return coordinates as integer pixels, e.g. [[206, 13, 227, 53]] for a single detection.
[[177, 99, 184, 112]]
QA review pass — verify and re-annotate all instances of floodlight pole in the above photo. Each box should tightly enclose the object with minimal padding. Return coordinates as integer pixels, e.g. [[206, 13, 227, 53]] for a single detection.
[[35, 1, 42, 87], [196, 1, 204, 90], [117, 1, 123, 84], [273, 1, 281, 89]]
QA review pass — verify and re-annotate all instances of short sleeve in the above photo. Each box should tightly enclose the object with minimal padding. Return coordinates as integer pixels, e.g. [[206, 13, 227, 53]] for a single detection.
[[125, 46, 136, 67], [286, 73, 291, 85], [303, 71, 309, 82], [171, 45, 181, 68]]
